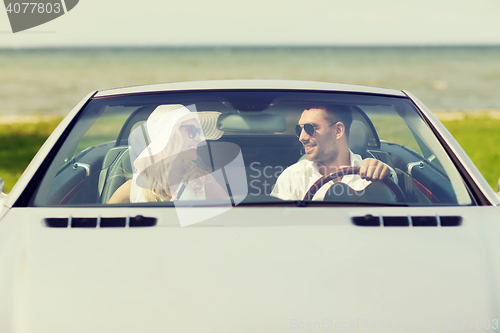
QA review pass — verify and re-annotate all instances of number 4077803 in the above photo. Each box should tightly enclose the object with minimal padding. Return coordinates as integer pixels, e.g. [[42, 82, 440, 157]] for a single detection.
[[5, 2, 62, 14], [443, 319, 498, 330]]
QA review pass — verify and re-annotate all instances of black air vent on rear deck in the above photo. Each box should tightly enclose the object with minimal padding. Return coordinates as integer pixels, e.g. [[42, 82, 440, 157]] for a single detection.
[[45, 218, 68, 228], [72, 217, 97, 228], [439, 216, 462, 227], [383, 216, 410, 227], [100, 217, 126, 228], [352, 215, 462, 227], [352, 215, 380, 226], [44, 216, 157, 228], [129, 215, 156, 227], [412, 216, 438, 227]]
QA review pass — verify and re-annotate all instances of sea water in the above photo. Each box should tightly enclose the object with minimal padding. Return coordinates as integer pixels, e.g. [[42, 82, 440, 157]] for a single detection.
[[0, 45, 499, 115]]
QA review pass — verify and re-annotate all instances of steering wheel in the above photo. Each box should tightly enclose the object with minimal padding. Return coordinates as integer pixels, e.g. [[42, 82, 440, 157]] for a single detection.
[[302, 166, 406, 202]]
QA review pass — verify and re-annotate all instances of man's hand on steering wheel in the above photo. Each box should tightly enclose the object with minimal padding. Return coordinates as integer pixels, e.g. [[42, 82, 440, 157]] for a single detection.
[[359, 158, 390, 181], [302, 166, 405, 202]]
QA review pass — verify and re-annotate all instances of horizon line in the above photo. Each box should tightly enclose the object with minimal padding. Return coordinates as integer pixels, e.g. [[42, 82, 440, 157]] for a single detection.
[[1, 43, 500, 50]]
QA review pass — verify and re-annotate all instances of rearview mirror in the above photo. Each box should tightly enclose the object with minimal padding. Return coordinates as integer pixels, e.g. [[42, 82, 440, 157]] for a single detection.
[[217, 113, 286, 133]]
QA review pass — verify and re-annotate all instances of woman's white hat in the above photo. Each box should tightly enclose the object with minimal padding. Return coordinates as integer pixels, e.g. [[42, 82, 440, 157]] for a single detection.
[[129, 104, 223, 174]]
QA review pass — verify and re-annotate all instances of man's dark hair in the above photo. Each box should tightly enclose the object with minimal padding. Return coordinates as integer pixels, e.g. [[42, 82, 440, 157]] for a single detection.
[[304, 104, 353, 137]]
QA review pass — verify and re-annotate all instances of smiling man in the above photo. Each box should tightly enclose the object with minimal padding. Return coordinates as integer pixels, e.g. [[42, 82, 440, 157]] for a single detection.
[[271, 104, 397, 201]]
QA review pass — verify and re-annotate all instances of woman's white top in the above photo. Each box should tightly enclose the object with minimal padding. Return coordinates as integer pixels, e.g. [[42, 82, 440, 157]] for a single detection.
[[130, 174, 206, 202]]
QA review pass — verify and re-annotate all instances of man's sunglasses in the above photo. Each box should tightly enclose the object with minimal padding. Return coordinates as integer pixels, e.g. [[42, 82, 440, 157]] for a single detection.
[[180, 125, 203, 139], [295, 122, 334, 138]]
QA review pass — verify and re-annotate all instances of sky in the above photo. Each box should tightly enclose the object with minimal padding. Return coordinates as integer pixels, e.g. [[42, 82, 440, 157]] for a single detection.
[[1, 0, 500, 47]]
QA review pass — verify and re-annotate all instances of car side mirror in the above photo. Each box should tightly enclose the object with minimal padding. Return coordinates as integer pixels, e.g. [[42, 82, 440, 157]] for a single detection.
[[498, 177, 500, 198], [0, 177, 7, 205]]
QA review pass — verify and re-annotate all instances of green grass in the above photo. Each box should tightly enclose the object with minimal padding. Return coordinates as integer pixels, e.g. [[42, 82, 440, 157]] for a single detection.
[[0, 117, 63, 193], [440, 115, 500, 191], [1, 115, 499, 194]]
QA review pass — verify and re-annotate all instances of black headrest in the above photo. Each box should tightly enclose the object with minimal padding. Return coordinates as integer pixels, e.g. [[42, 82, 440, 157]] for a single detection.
[[348, 120, 369, 156]]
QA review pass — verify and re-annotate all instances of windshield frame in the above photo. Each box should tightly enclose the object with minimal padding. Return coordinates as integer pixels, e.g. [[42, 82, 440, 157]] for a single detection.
[[12, 88, 490, 208]]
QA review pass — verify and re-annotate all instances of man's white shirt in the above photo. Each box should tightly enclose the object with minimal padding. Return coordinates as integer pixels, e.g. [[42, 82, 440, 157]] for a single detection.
[[270, 150, 397, 201]]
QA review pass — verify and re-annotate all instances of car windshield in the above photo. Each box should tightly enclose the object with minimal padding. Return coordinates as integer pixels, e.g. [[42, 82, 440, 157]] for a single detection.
[[31, 90, 474, 207]]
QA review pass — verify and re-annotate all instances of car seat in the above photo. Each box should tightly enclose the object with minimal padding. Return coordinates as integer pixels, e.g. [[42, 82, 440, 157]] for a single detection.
[[99, 120, 147, 203], [348, 120, 369, 157], [99, 147, 133, 203]]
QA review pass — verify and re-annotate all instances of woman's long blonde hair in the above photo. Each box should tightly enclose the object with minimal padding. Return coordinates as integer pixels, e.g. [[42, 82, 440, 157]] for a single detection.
[[139, 122, 213, 202]]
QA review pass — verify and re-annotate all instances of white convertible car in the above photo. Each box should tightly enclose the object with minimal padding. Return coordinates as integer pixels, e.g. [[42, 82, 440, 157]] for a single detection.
[[1, 80, 500, 332]]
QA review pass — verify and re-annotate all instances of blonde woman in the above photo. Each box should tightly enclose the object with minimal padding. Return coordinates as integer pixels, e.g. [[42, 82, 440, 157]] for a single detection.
[[108, 104, 227, 204]]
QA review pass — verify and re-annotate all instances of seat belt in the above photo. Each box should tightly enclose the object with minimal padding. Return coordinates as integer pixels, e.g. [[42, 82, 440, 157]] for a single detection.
[[176, 183, 186, 200]]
